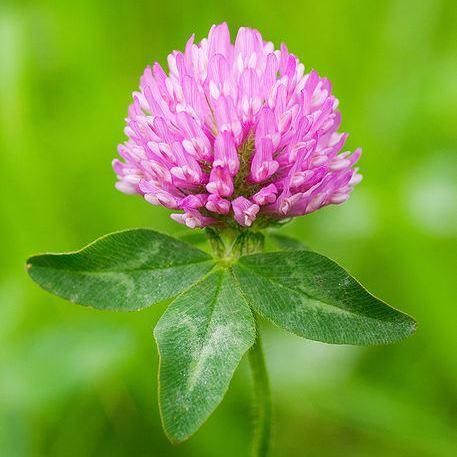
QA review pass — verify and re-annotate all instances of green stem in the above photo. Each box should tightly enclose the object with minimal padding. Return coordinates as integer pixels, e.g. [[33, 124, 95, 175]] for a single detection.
[[248, 320, 272, 457]]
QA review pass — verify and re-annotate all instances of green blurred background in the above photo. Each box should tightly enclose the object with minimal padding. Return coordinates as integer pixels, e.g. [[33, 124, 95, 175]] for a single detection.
[[1, 0, 456, 456]]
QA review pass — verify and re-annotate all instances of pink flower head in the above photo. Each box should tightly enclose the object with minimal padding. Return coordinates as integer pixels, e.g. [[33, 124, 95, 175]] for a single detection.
[[114, 23, 362, 228]]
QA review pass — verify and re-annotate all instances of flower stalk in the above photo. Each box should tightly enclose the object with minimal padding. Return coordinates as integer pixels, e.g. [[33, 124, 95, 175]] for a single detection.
[[249, 320, 272, 457]]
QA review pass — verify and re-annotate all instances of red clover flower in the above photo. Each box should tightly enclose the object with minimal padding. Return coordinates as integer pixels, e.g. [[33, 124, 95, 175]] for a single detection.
[[114, 23, 362, 229]]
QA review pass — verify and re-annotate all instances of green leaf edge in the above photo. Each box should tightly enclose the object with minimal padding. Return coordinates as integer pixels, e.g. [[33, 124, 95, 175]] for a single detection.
[[25, 227, 215, 312], [154, 266, 256, 445], [234, 251, 417, 345]]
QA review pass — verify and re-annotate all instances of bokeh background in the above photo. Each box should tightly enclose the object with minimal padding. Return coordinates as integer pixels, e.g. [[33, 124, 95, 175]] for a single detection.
[[1, 0, 456, 456]]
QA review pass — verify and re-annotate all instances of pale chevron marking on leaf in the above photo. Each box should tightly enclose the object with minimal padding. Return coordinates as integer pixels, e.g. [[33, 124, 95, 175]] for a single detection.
[[154, 268, 255, 443], [27, 228, 215, 311]]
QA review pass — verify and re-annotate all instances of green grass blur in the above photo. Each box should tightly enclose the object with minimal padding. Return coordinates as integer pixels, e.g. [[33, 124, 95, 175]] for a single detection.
[[1, 0, 456, 456]]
